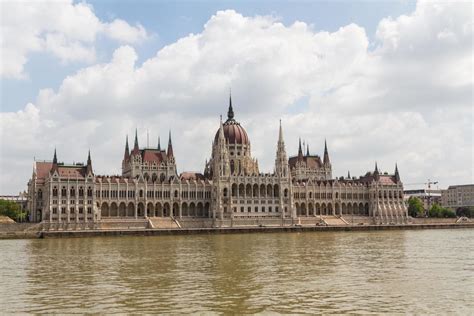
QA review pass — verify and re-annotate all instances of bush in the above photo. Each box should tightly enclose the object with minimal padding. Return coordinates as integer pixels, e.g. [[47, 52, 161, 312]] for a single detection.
[[0, 199, 26, 222]]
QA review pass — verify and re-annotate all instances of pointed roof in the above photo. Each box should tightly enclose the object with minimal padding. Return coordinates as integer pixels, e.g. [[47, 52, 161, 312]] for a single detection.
[[131, 129, 140, 155], [167, 130, 174, 158], [50, 148, 59, 174], [348, 170, 351, 179], [278, 119, 284, 143], [394, 163, 400, 181], [157, 136, 161, 151], [298, 138, 303, 159], [374, 161, 379, 173], [123, 135, 130, 161], [227, 92, 234, 120], [53, 148, 57, 164], [306, 144, 310, 156], [323, 139, 330, 165], [134, 129, 139, 148], [86, 149, 93, 174]]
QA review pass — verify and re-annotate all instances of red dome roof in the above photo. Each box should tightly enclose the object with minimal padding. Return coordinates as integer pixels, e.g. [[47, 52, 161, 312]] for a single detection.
[[215, 120, 249, 145], [214, 95, 250, 145]]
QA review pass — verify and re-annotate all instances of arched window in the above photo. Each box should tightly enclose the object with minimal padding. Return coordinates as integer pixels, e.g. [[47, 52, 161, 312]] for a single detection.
[[140, 190, 144, 198], [223, 188, 228, 197], [37, 189, 43, 199], [284, 188, 289, 198], [79, 187, 84, 197], [70, 187, 75, 197], [87, 187, 93, 197], [174, 190, 179, 198], [52, 186, 58, 197], [61, 186, 67, 196]]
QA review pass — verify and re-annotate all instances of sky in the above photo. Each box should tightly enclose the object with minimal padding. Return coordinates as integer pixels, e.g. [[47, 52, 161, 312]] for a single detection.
[[0, 0, 472, 194]]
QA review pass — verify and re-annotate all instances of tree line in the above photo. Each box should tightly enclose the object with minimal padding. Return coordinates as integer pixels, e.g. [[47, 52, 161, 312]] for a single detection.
[[407, 196, 473, 218]]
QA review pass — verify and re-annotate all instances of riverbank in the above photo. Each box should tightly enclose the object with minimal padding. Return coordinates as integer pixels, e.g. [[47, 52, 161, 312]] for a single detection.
[[0, 222, 472, 239]]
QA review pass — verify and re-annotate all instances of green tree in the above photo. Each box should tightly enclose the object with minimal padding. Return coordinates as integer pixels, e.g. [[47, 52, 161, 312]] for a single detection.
[[0, 199, 26, 222], [408, 197, 424, 217], [428, 203, 456, 218]]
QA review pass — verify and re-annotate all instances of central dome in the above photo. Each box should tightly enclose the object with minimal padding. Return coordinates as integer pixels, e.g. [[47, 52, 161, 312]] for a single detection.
[[214, 96, 250, 145]]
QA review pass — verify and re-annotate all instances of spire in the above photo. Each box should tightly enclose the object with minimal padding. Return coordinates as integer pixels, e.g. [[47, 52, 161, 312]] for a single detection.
[[157, 136, 161, 151], [374, 161, 379, 174], [123, 135, 130, 161], [323, 139, 330, 165], [86, 149, 93, 175], [347, 170, 351, 179], [275, 120, 288, 177], [51, 148, 59, 174], [298, 137, 303, 159], [306, 143, 310, 156], [278, 119, 284, 143], [167, 130, 174, 158], [133, 128, 139, 151], [394, 163, 400, 181], [53, 148, 57, 164], [227, 92, 234, 120]]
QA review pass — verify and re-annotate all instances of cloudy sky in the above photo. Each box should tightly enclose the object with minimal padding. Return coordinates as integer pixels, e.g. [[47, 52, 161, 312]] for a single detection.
[[0, 0, 472, 194]]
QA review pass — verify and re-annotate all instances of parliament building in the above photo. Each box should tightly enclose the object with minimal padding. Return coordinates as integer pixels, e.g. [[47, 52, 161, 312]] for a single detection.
[[26, 97, 408, 229]]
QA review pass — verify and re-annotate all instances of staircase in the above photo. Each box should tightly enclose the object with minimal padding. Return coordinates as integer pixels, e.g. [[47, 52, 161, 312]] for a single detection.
[[148, 217, 180, 229]]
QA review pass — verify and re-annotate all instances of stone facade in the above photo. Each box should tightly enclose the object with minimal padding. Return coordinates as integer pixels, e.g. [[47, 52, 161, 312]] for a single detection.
[[26, 97, 408, 226], [441, 184, 474, 209]]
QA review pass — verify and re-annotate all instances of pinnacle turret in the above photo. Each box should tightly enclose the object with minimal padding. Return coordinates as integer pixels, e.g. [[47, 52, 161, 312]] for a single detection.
[[298, 138, 303, 159], [394, 163, 400, 182], [227, 93, 234, 120], [323, 139, 330, 165], [86, 149, 93, 175], [167, 130, 174, 158]]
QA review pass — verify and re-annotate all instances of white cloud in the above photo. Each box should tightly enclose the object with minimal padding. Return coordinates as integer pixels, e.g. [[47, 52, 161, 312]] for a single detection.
[[0, 0, 148, 79], [0, 2, 472, 194]]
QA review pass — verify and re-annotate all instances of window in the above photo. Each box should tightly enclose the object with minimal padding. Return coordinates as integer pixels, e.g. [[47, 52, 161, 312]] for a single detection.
[[52, 187, 58, 197]]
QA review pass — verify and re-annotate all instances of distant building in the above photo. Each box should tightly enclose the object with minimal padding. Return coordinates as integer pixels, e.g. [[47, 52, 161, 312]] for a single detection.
[[26, 96, 408, 227], [441, 184, 474, 210], [0, 192, 28, 210], [404, 189, 442, 210]]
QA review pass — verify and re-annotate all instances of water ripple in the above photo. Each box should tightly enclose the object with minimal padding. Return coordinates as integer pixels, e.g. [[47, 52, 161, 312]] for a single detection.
[[0, 229, 473, 314]]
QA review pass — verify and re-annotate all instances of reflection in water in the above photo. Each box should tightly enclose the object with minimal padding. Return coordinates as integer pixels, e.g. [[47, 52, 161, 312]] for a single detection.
[[0, 229, 472, 314]]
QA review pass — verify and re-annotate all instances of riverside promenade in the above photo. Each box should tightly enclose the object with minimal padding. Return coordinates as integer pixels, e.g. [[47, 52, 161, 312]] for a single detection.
[[0, 218, 473, 239]]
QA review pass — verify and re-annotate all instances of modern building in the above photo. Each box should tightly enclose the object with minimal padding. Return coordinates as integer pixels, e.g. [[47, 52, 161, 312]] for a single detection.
[[441, 184, 474, 210], [404, 189, 442, 210], [26, 97, 408, 228]]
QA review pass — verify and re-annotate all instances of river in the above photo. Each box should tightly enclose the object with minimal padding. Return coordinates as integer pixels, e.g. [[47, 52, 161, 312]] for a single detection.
[[0, 229, 472, 314]]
